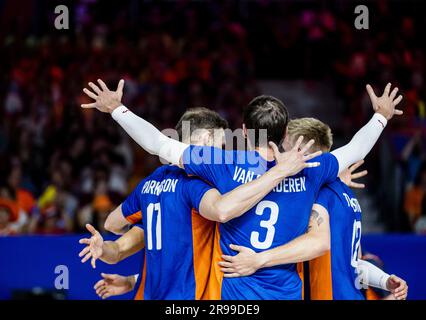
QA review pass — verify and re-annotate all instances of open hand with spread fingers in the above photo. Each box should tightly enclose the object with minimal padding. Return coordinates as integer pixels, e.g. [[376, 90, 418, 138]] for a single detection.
[[81, 79, 125, 113], [366, 83, 403, 121], [270, 135, 322, 178], [78, 224, 104, 269], [339, 160, 368, 189]]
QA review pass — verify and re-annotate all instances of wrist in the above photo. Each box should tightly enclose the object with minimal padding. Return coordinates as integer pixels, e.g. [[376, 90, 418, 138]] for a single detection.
[[256, 251, 269, 269], [383, 274, 392, 291], [268, 166, 288, 184], [111, 105, 128, 118], [126, 275, 135, 291], [374, 111, 390, 124]]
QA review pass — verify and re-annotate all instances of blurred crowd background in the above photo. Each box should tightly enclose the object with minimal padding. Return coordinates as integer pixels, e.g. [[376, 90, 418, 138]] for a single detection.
[[0, 0, 425, 236]]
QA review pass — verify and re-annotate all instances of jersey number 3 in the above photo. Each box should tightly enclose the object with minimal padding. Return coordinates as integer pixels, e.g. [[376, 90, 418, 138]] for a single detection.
[[250, 200, 279, 250], [147, 202, 162, 250]]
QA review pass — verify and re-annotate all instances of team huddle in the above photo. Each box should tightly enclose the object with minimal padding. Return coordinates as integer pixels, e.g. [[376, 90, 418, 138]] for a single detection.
[[78, 79, 408, 300]]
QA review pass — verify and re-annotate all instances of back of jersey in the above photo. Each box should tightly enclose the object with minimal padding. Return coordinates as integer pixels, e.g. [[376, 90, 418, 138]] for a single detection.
[[122, 165, 214, 300], [310, 179, 364, 300], [182, 146, 338, 300]]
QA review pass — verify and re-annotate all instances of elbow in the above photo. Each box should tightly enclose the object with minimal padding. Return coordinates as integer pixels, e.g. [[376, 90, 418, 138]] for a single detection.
[[312, 236, 330, 258], [319, 239, 330, 255], [216, 212, 231, 223], [104, 219, 121, 235], [215, 206, 233, 223]]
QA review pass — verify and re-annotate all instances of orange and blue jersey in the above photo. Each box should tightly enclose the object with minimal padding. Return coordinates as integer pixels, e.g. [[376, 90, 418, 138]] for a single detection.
[[182, 146, 338, 300], [121, 165, 215, 300], [307, 179, 364, 300]]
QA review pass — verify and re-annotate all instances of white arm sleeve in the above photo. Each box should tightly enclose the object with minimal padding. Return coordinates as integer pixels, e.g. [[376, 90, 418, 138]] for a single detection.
[[331, 113, 388, 173], [357, 259, 390, 291], [111, 105, 188, 165]]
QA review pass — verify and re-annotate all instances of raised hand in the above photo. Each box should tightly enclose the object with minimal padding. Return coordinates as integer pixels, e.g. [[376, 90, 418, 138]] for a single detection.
[[366, 83, 403, 121], [78, 224, 104, 269], [270, 135, 322, 178], [82, 79, 125, 113], [339, 160, 368, 189], [219, 244, 259, 278], [386, 275, 408, 300], [94, 273, 135, 299]]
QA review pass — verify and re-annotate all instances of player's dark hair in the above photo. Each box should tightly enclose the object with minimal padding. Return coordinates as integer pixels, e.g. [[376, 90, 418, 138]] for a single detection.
[[175, 107, 228, 139], [243, 95, 289, 147]]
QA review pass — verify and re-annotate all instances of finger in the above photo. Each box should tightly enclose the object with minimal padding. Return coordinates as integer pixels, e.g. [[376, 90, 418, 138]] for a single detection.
[[101, 292, 111, 299], [101, 273, 117, 281], [88, 82, 101, 94], [116, 79, 125, 96], [349, 160, 364, 173], [383, 83, 391, 96], [394, 289, 406, 299], [97, 79, 109, 91], [390, 87, 399, 100], [304, 162, 320, 168], [79, 238, 91, 245], [78, 246, 91, 257], [349, 182, 365, 189], [81, 252, 92, 263], [366, 84, 377, 102], [221, 255, 234, 263], [91, 256, 97, 269], [300, 139, 315, 155], [86, 224, 98, 236], [220, 268, 236, 273], [292, 136, 304, 151], [396, 288, 407, 297], [394, 109, 404, 115], [268, 142, 280, 158], [97, 287, 108, 297], [96, 286, 107, 295], [218, 261, 233, 268], [351, 170, 368, 179], [223, 273, 241, 278], [94, 280, 105, 290], [81, 103, 97, 109], [229, 244, 243, 252], [393, 95, 403, 106], [303, 150, 322, 161], [83, 88, 98, 100]]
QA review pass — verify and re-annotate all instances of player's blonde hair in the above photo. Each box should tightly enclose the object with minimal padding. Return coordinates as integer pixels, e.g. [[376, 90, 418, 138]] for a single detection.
[[288, 118, 333, 152]]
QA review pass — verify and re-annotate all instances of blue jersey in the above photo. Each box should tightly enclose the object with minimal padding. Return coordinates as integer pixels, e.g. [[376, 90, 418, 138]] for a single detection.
[[182, 146, 338, 300], [121, 165, 214, 300], [309, 179, 364, 300]]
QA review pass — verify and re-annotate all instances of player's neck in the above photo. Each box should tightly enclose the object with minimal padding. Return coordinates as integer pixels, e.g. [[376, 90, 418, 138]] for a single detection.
[[254, 146, 275, 162]]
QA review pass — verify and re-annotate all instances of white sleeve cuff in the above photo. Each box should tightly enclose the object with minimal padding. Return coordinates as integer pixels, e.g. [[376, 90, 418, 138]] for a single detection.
[[111, 105, 130, 120], [357, 259, 390, 291], [372, 112, 388, 129], [111, 105, 187, 165]]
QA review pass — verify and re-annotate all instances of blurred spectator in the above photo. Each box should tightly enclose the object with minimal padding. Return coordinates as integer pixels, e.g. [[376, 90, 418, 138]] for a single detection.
[[0, 0, 425, 233], [404, 163, 426, 227], [414, 197, 426, 235]]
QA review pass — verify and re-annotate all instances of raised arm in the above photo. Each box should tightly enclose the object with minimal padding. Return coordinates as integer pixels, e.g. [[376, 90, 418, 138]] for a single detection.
[[331, 83, 403, 173], [219, 204, 330, 277], [81, 79, 187, 166], [199, 137, 322, 223]]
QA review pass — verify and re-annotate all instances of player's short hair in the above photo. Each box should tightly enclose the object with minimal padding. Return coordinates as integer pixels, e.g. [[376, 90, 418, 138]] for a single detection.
[[288, 117, 333, 152], [243, 95, 289, 147], [175, 107, 228, 139]]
